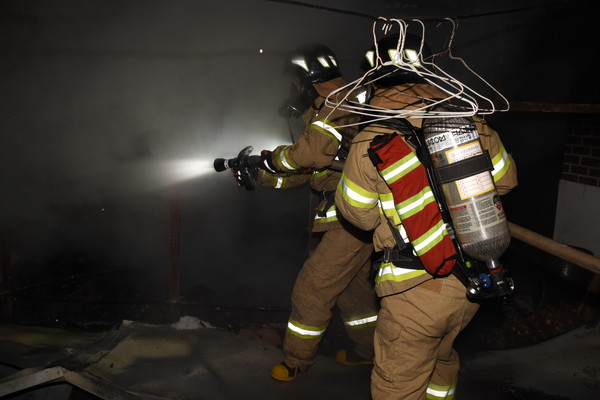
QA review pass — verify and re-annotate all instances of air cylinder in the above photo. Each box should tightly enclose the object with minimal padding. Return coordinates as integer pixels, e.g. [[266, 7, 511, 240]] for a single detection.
[[422, 115, 510, 270]]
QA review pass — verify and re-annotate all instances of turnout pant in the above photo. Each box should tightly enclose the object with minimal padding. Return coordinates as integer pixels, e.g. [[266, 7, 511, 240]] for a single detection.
[[371, 275, 479, 400], [283, 223, 377, 371]]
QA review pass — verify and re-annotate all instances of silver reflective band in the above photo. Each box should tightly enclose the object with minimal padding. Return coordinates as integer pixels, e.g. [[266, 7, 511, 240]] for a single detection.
[[287, 321, 325, 336], [275, 176, 283, 189], [426, 386, 455, 398], [341, 182, 378, 206], [413, 223, 446, 253], [311, 121, 342, 142], [344, 315, 377, 327], [397, 190, 434, 215], [279, 149, 295, 170], [314, 208, 337, 220], [492, 149, 508, 176], [382, 154, 419, 182]]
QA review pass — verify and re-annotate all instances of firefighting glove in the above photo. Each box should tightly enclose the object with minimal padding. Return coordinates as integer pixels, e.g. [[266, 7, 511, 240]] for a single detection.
[[231, 166, 258, 190], [258, 150, 279, 174]]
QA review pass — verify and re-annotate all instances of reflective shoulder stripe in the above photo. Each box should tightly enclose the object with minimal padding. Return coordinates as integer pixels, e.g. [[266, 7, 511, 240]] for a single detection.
[[311, 120, 343, 143], [491, 145, 510, 181], [376, 262, 427, 284], [287, 319, 327, 339], [338, 174, 379, 209], [381, 152, 420, 184]]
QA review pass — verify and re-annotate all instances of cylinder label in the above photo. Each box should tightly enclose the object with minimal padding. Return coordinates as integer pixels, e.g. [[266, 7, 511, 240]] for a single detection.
[[450, 193, 505, 234]]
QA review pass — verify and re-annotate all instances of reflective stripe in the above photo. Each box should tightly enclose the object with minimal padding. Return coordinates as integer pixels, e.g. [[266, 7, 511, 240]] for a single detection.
[[278, 146, 299, 171], [381, 153, 420, 184], [426, 383, 456, 399], [397, 188, 435, 219], [314, 206, 339, 223], [311, 120, 342, 143], [287, 319, 327, 339], [376, 261, 427, 284], [274, 176, 284, 189], [343, 314, 378, 328], [338, 175, 379, 208], [412, 220, 448, 255], [491, 145, 510, 181], [378, 195, 401, 226]]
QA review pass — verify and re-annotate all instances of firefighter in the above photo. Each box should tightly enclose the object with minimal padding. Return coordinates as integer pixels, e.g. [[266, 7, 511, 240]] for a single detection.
[[334, 33, 518, 399], [233, 43, 379, 381]]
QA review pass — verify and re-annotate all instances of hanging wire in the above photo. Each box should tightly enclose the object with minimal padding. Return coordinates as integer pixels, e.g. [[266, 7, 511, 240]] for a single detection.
[[323, 18, 495, 126]]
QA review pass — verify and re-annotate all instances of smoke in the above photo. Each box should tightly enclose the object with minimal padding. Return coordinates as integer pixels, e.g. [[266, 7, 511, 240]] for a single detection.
[[0, 0, 378, 312]]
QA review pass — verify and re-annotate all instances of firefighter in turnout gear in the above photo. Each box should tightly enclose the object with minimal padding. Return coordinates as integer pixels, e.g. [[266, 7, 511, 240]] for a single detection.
[[335, 33, 518, 399], [237, 43, 379, 381]]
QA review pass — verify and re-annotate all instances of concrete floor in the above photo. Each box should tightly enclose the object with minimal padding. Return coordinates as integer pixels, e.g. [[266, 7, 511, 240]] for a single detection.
[[0, 318, 599, 400]]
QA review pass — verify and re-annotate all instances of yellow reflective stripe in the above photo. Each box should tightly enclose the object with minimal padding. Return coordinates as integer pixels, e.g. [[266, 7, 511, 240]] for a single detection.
[[491, 145, 510, 181], [277, 146, 301, 171], [314, 205, 339, 223], [311, 120, 342, 143], [381, 153, 420, 184], [338, 175, 379, 209], [412, 220, 448, 256], [378, 194, 402, 226], [343, 314, 378, 329], [426, 383, 456, 399], [376, 262, 427, 284], [397, 188, 436, 219], [287, 319, 327, 339]]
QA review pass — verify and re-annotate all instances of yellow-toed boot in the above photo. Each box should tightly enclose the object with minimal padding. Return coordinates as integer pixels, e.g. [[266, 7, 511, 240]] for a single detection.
[[270, 362, 302, 382]]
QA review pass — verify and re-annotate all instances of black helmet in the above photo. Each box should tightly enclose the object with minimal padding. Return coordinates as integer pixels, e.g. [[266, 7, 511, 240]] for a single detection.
[[360, 33, 433, 87], [280, 43, 342, 118], [284, 43, 341, 84]]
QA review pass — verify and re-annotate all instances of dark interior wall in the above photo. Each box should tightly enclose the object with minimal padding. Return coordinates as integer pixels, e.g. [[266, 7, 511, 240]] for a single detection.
[[1, 0, 597, 317]]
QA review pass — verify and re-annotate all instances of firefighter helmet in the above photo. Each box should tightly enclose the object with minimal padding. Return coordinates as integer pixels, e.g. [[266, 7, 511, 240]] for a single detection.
[[360, 33, 433, 87], [284, 43, 341, 84], [280, 43, 341, 118]]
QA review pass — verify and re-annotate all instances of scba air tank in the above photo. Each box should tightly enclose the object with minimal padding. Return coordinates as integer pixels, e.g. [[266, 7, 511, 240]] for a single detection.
[[422, 115, 511, 270]]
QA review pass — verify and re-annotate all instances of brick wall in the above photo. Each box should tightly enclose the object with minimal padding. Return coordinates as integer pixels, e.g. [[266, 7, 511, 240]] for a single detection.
[[562, 114, 600, 187]]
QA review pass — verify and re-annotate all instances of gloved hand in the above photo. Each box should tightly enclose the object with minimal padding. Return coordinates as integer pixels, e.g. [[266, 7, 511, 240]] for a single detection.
[[258, 150, 279, 174], [231, 165, 258, 189]]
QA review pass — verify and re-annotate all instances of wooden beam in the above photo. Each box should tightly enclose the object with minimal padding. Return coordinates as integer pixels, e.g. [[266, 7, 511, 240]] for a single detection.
[[508, 222, 600, 275]]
